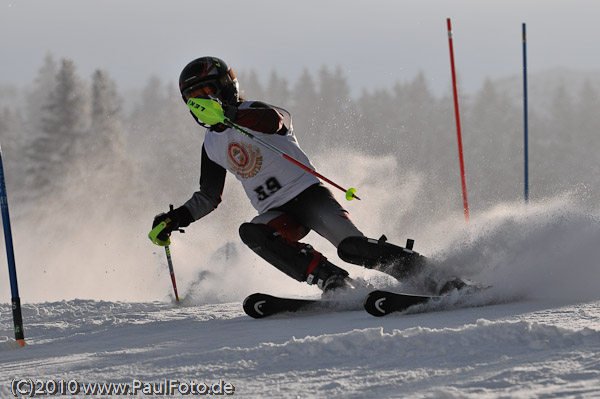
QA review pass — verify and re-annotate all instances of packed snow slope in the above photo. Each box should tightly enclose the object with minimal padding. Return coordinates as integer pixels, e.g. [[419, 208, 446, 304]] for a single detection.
[[2, 192, 600, 397], [2, 298, 600, 398]]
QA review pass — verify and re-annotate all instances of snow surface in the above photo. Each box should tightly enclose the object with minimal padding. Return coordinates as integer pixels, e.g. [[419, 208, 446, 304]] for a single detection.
[[2, 298, 600, 398], [2, 194, 600, 398]]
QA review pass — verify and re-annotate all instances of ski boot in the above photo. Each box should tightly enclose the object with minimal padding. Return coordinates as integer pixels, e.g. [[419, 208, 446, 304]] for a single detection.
[[305, 257, 355, 298], [338, 235, 428, 280]]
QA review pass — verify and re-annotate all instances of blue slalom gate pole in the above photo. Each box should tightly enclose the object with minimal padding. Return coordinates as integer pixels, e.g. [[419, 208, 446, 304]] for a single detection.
[[523, 23, 529, 203], [0, 140, 25, 346]]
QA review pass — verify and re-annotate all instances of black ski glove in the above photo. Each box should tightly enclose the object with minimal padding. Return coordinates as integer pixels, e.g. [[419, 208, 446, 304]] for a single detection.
[[152, 205, 194, 242]]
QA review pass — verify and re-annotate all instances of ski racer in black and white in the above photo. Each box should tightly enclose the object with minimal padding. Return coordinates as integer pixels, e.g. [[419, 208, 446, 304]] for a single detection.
[[151, 56, 467, 295]]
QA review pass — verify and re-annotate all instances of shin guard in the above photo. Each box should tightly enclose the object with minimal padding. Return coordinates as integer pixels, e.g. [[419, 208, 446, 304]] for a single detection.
[[239, 223, 348, 287]]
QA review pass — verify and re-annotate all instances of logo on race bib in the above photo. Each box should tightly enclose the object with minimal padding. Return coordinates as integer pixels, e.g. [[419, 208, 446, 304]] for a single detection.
[[227, 142, 263, 178]]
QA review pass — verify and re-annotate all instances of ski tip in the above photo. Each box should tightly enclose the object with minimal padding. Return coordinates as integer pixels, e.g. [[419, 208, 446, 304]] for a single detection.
[[364, 290, 436, 317], [243, 293, 269, 319], [363, 291, 389, 317], [242, 293, 319, 319]]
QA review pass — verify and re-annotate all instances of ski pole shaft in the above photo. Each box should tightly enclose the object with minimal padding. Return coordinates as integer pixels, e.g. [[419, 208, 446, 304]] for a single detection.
[[223, 119, 361, 200], [283, 153, 356, 198], [165, 204, 181, 302], [165, 245, 180, 302]]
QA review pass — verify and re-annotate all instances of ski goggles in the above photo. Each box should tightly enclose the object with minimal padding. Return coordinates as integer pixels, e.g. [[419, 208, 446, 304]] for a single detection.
[[181, 69, 237, 102], [182, 81, 218, 101]]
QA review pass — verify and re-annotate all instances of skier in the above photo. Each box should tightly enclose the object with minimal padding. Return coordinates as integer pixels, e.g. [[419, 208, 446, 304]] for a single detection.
[[151, 56, 464, 295]]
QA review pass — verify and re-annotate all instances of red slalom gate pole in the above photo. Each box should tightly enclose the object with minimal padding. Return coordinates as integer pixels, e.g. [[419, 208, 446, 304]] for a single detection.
[[447, 18, 470, 223]]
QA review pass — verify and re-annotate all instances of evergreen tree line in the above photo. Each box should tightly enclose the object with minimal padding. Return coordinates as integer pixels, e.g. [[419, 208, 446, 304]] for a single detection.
[[0, 55, 599, 224]]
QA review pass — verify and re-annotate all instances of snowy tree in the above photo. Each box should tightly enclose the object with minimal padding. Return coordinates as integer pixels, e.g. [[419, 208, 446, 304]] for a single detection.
[[401, 71, 437, 128], [91, 70, 121, 134], [356, 87, 398, 155], [126, 76, 202, 204], [130, 75, 167, 128], [127, 76, 171, 177], [292, 69, 318, 112], [0, 107, 25, 197], [548, 81, 575, 141], [0, 108, 22, 154], [576, 79, 600, 144], [88, 69, 125, 159], [391, 72, 440, 164], [27, 58, 88, 195], [265, 70, 290, 106], [571, 79, 600, 191], [25, 54, 57, 136], [42, 59, 88, 153], [463, 78, 521, 204], [237, 69, 264, 101], [312, 66, 355, 152], [316, 65, 352, 120], [290, 69, 319, 150]]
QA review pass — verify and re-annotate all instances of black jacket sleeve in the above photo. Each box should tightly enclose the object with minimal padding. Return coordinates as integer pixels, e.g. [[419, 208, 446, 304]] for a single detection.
[[183, 144, 226, 221]]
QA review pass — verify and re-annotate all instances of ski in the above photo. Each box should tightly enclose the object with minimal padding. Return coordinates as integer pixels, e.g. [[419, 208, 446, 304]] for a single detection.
[[245, 284, 491, 319], [243, 293, 317, 318], [363, 290, 439, 317], [243, 293, 352, 319]]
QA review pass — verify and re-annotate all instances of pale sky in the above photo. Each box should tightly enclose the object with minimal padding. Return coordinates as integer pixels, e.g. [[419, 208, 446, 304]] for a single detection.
[[2, 0, 600, 96]]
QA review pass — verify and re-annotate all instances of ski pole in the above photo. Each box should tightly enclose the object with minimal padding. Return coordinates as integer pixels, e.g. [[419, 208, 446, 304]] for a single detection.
[[148, 205, 183, 302], [165, 204, 181, 302], [164, 245, 181, 302], [187, 98, 360, 201]]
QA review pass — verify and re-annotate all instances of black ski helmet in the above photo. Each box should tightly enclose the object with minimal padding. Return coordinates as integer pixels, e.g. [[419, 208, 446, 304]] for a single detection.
[[179, 56, 239, 105]]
